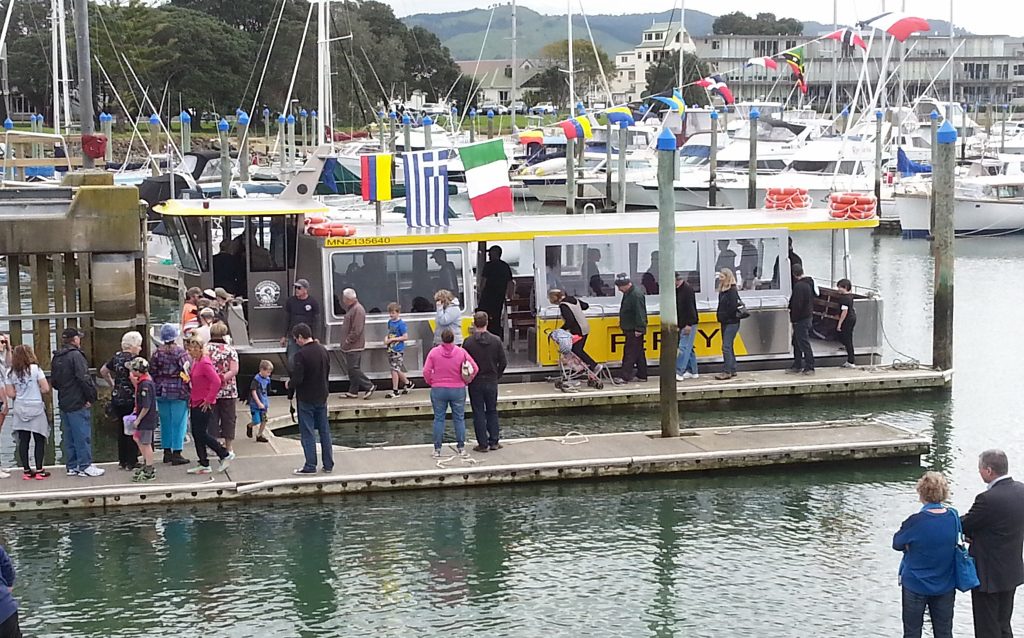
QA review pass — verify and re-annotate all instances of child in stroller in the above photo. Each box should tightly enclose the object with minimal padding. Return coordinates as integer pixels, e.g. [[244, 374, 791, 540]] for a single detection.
[[547, 329, 617, 392]]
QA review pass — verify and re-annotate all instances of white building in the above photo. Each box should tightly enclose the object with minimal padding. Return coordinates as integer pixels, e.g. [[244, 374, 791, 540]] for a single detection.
[[612, 21, 697, 103], [692, 32, 1024, 108], [455, 59, 541, 106]]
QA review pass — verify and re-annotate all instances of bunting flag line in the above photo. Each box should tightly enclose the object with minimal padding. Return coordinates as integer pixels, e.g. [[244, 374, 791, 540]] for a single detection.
[[781, 48, 808, 94], [859, 12, 930, 42], [695, 75, 735, 105], [557, 120, 579, 140], [651, 93, 685, 112], [573, 115, 593, 139], [459, 139, 513, 221], [745, 56, 779, 70], [359, 153, 392, 202], [402, 149, 449, 228], [605, 106, 635, 127], [825, 27, 868, 51]]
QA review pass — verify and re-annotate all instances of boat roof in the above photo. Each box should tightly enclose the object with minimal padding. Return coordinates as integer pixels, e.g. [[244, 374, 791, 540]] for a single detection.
[[317, 209, 877, 248], [156, 198, 330, 217]]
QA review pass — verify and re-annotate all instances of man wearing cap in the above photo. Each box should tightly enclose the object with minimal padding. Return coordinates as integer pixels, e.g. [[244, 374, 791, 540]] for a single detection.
[[180, 286, 202, 332], [213, 287, 233, 324], [675, 272, 700, 381], [281, 279, 320, 367], [50, 328, 104, 477], [615, 274, 648, 383]]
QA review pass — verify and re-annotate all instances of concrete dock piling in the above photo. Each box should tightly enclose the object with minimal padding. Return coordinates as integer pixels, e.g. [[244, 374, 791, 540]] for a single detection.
[[657, 128, 679, 437], [932, 120, 957, 371]]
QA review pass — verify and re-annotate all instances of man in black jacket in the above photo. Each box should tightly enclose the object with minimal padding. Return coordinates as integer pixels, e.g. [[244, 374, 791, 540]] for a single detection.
[[674, 272, 700, 381], [287, 323, 334, 474], [962, 449, 1024, 638], [463, 312, 508, 452], [787, 263, 815, 375], [50, 328, 103, 477]]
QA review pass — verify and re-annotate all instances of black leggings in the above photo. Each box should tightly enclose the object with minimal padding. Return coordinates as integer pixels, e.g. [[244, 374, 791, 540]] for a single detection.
[[572, 334, 598, 369], [839, 316, 857, 364], [16, 430, 45, 472]]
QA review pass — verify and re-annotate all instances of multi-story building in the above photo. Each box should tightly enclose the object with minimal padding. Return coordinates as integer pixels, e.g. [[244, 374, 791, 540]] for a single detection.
[[611, 21, 697, 103], [689, 32, 1024, 107]]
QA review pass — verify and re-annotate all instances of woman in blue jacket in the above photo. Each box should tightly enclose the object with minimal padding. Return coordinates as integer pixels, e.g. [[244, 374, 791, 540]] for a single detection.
[[0, 543, 20, 637], [892, 471, 958, 638]]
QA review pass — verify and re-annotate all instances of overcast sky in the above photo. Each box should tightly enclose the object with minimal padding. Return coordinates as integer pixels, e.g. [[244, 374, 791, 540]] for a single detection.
[[383, 0, 1017, 37]]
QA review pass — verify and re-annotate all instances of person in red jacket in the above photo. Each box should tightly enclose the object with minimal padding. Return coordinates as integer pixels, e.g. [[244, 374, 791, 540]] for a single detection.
[[184, 337, 234, 474]]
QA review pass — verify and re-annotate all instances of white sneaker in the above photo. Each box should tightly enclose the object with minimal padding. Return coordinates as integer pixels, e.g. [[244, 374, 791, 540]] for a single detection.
[[66, 468, 81, 477], [216, 451, 236, 473], [80, 465, 105, 477], [675, 374, 686, 382], [187, 465, 212, 475], [841, 362, 857, 369], [682, 372, 694, 380], [0, 469, 9, 479], [690, 373, 699, 379], [457, 447, 467, 457], [432, 449, 442, 458]]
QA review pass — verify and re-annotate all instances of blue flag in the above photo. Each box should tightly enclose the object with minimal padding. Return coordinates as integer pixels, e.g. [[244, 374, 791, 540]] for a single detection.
[[402, 149, 450, 227]]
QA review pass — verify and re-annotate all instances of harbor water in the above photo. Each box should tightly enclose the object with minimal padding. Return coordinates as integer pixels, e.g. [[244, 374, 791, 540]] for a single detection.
[[1, 230, 1023, 636]]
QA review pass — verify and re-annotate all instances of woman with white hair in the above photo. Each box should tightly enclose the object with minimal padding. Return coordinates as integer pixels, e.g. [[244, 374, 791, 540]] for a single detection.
[[100, 331, 143, 470]]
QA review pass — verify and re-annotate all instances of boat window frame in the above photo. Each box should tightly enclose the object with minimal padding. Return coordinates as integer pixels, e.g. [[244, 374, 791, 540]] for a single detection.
[[704, 230, 791, 303]]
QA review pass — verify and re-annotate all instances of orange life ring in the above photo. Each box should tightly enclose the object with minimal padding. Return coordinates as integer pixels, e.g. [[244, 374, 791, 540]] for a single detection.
[[307, 226, 332, 236], [304, 221, 357, 237], [765, 187, 811, 210], [305, 216, 327, 225]]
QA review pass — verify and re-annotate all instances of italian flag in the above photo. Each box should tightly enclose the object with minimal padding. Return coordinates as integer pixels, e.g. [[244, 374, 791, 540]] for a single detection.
[[460, 139, 513, 220]]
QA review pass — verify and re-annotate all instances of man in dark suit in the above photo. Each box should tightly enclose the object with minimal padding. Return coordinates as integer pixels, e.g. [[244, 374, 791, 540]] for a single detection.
[[962, 449, 1024, 638]]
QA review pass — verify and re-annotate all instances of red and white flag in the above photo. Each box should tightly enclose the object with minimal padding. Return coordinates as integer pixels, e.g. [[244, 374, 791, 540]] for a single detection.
[[460, 139, 513, 221]]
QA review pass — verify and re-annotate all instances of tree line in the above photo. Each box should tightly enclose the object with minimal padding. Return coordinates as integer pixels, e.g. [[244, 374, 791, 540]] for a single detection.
[[7, 0, 468, 129]]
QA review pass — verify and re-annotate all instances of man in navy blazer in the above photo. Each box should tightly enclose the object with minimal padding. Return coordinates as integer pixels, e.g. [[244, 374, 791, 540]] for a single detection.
[[962, 449, 1024, 638]]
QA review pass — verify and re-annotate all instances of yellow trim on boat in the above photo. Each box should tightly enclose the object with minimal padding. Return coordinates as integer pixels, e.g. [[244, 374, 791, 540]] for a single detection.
[[155, 198, 330, 217]]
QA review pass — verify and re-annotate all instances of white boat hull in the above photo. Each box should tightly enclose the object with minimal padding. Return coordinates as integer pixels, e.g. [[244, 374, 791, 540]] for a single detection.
[[895, 193, 1024, 237]]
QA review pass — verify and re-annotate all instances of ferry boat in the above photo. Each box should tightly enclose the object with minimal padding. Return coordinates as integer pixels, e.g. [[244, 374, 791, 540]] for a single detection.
[[155, 155, 883, 383]]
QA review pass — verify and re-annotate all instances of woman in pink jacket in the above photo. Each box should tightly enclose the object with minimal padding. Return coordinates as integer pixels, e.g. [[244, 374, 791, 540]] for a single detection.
[[184, 337, 235, 474], [422, 328, 477, 458]]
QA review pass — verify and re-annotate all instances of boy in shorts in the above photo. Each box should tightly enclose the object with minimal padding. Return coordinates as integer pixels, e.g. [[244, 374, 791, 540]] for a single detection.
[[127, 357, 158, 482], [384, 302, 414, 399], [248, 360, 273, 443]]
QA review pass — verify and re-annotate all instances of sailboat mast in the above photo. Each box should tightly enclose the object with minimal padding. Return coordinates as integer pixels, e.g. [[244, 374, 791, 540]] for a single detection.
[[316, 0, 328, 146], [831, 0, 838, 116], [57, 0, 71, 135], [511, 0, 517, 131], [50, 0, 60, 133], [947, 0, 954, 120], [567, 0, 575, 111], [677, 0, 686, 91]]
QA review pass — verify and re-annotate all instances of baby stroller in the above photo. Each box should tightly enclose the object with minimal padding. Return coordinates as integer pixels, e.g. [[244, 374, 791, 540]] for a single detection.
[[547, 329, 616, 393]]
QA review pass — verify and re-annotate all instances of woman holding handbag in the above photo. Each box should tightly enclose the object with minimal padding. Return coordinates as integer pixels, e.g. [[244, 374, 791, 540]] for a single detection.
[[5, 345, 52, 480], [422, 328, 477, 458], [892, 471, 959, 638], [715, 268, 744, 381]]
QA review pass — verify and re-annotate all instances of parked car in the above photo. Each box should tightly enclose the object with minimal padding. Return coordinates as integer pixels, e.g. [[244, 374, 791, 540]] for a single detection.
[[480, 102, 509, 115], [420, 102, 449, 117], [530, 102, 556, 115], [511, 101, 528, 114]]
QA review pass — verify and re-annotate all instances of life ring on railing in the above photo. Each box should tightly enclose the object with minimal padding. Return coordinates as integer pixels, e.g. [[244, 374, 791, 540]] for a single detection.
[[304, 220, 357, 237], [764, 187, 811, 210], [828, 192, 877, 219]]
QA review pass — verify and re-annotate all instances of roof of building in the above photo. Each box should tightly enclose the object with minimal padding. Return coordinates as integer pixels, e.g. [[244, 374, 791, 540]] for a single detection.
[[454, 59, 542, 90]]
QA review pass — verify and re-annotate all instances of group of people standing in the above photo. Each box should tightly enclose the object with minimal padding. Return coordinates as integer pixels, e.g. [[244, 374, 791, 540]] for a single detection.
[[894, 450, 1024, 638]]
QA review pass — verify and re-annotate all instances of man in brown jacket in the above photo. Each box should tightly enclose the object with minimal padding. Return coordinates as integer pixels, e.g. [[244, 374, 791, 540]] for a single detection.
[[338, 288, 375, 399]]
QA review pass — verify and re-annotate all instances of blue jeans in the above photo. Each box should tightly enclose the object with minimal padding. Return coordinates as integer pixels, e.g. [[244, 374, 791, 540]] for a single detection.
[[721, 322, 740, 374], [157, 398, 189, 451], [61, 407, 93, 471], [676, 326, 698, 375], [297, 401, 333, 472], [902, 587, 954, 638], [430, 387, 466, 450], [468, 381, 500, 448]]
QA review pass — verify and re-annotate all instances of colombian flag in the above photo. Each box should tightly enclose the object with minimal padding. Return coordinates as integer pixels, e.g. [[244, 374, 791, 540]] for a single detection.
[[360, 153, 393, 202]]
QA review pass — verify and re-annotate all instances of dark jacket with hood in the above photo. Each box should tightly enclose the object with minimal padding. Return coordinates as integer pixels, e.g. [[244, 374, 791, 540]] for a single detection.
[[51, 344, 97, 411]]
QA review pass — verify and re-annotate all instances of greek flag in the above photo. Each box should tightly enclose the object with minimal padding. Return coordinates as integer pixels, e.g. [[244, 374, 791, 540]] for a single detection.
[[402, 149, 450, 227]]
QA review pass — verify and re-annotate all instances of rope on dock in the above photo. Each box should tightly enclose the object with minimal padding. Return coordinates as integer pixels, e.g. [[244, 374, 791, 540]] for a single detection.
[[435, 445, 482, 469], [544, 431, 590, 445]]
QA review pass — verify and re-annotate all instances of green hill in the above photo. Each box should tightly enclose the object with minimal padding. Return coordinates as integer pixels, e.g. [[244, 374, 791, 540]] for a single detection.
[[402, 7, 968, 61]]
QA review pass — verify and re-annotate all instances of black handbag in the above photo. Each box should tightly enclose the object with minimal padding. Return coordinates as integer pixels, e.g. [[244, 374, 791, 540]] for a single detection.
[[736, 301, 750, 320]]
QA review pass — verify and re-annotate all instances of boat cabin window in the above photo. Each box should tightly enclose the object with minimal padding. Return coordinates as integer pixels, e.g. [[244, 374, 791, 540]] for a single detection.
[[163, 216, 202, 275], [543, 241, 617, 299], [329, 247, 465, 316], [211, 217, 248, 297], [789, 160, 858, 175], [247, 215, 296, 272], [713, 236, 782, 291]]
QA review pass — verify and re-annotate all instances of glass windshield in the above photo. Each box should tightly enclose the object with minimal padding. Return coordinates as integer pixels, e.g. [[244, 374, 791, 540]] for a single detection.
[[163, 216, 201, 275]]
